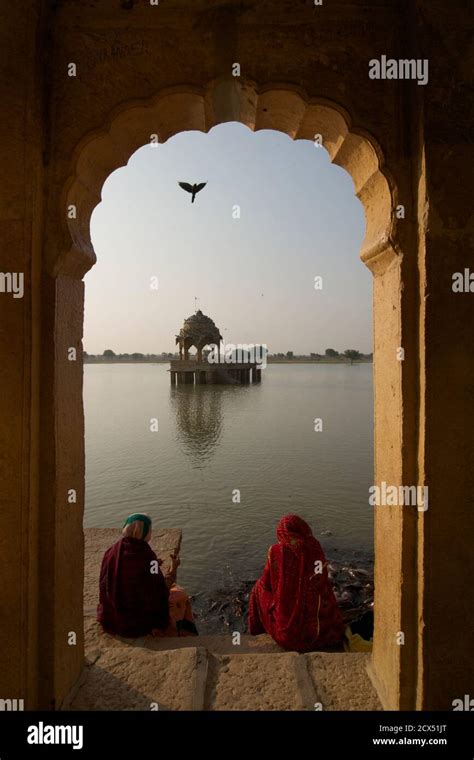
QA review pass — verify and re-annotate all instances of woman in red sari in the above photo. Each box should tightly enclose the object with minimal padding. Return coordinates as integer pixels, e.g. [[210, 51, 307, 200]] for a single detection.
[[97, 513, 198, 638], [248, 514, 344, 652]]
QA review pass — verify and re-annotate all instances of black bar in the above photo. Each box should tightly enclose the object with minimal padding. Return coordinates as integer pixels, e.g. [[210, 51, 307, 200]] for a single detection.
[[0, 710, 472, 757]]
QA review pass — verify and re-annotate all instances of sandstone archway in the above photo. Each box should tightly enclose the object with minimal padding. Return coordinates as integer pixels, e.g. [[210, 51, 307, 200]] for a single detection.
[[45, 80, 413, 712]]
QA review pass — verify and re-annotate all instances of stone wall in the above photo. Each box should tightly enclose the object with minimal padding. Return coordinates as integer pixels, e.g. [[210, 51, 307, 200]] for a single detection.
[[0, 0, 472, 711]]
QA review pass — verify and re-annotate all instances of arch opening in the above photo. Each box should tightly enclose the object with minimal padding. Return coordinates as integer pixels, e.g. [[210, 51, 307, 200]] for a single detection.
[[57, 80, 399, 279], [82, 116, 374, 641]]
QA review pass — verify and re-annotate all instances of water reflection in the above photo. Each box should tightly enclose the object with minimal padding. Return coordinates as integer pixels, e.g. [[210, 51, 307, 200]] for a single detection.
[[171, 385, 224, 466]]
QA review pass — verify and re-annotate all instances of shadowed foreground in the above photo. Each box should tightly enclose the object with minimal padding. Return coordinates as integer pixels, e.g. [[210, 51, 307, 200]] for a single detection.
[[71, 529, 381, 711]]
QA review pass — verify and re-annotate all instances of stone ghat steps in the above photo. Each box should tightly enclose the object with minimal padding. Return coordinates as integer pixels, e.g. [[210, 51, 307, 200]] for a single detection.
[[64, 621, 382, 711]]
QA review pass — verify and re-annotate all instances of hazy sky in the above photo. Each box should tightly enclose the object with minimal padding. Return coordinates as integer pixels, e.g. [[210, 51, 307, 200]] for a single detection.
[[85, 123, 371, 355]]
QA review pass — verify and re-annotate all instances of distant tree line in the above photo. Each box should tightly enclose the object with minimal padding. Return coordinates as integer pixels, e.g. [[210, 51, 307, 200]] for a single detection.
[[84, 350, 178, 363], [84, 348, 372, 364], [268, 348, 373, 363]]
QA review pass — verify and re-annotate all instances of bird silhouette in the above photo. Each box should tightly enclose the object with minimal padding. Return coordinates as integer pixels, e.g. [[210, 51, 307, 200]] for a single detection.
[[178, 181, 207, 203]]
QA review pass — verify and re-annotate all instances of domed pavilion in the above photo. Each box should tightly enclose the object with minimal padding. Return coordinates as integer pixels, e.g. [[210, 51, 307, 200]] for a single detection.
[[175, 309, 223, 363], [170, 309, 262, 386]]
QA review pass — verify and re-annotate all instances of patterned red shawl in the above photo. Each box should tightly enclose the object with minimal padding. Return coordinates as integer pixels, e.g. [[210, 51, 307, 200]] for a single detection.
[[248, 514, 344, 651]]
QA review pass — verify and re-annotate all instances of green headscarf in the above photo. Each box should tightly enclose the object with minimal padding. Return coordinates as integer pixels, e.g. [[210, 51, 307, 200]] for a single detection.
[[123, 513, 151, 539]]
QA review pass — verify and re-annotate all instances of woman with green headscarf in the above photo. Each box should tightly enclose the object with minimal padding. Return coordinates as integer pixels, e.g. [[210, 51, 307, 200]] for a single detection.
[[97, 513, 196, 638]]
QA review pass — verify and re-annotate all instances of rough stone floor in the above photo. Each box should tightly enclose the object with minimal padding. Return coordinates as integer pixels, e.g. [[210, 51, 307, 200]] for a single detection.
[[74, 529, 381, 711]]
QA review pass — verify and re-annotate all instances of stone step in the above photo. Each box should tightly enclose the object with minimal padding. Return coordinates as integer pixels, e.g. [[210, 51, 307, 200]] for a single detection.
[[138, 633, 284, 656], [65, 645, 207, 711], [84, 618, 283, 659], [68, 623, 382, 711], [204, 650, 381, 711]]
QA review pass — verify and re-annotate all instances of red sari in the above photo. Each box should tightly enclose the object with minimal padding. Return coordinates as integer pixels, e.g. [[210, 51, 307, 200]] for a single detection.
[[248, 515, 345, 652], [97, 536, 170, 637]]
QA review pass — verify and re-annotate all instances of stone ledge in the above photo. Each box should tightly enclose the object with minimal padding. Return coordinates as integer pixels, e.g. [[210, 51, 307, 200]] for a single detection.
[[66, 646, 204, 711], [85, 617, 282, 660], [306, 652, 382, 711], [79, 621, 381, 711], [204, 652, 311, 711], [141, 632, 283, 655]]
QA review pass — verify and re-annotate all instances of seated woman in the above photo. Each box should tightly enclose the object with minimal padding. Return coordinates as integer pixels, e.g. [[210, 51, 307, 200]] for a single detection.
[[97, 513, 198, 638], [248, 514, 344, 652]]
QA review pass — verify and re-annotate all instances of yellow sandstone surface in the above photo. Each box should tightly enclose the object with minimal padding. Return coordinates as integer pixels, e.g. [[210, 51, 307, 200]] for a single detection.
[[68, 529, 381, 711]]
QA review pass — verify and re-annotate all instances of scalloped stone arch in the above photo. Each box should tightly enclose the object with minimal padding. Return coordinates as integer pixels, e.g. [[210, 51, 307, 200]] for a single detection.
[[58, 80, 398, 279], [43, 78, 413, 712]]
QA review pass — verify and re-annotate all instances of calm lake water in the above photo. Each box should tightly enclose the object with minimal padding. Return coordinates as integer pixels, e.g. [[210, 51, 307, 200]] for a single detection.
[[84, 363, 374, 602]]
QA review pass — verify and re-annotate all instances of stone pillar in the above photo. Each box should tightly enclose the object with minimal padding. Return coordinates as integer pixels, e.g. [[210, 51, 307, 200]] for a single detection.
[[0, 2, 86, 711], [170, 371, 176, 385], [409, 10, 474, 707], [370, 7, 473, 711], [39, 275, 85, 709]]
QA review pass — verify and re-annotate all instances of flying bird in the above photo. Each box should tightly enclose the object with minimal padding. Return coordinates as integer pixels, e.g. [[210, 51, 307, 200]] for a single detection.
[[178, 181, 207, 203]]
